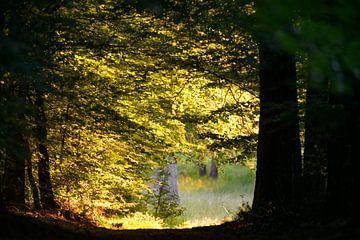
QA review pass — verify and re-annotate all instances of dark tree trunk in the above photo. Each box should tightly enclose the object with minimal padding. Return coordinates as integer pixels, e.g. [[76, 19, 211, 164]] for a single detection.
[[0, 187, 3, 210], [209, 159, 218, 179], [326, 71, 360, 219], [344, 72, 360, 221], [198, 163, 207, 176], [2, 133, 29, 206], [36, 94, 58, 210], [302, 83, 329, 207], [26, 158, 41, 210], [326, 96, 352, 217], [252, 35, 302, 214], [349, 96, 360, 220], [38, 144, 57, 209], [0, 10, 5, 210]]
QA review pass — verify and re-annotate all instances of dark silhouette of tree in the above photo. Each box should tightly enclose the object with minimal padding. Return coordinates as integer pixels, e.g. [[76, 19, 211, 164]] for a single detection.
[[36, 94, 58, 210], [26, 157, 41, 210], [252, 33, 301, 214], [2, 133, 29, 206], [198, 164, 207, 177], [326, 71, 360, 218], [0, 1, 60, 210], [302, 81, 329, 207], [296, 0, 360, 219], [209, 159, 218, 179]]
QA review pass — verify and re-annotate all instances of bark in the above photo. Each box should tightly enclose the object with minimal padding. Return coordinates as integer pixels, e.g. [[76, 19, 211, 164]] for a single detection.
[[0, 11, 4, 30], [166, 163, 180, 203], [209, 159, 218, 179], [26, 157, 41, 210], [326, 97, 351, 217], [198, 163, 207, 176], [252, 35, 302, 214], [350, 97, 360, 220], [38, 144, 58, 209], [36, 94, 58, 210], [0, 151, 5, 210], [0, 186, 3, 210], [326, 71, 360, 218], [2, 133, 29, 206], [0, 10, 5, 210], [302, 83, 329, 206], [153, 163, 180, 205]]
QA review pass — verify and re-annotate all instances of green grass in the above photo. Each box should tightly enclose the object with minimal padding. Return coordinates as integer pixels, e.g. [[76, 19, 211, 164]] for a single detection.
[[177, 163, 255, 227], [93, 163, 255, 229]]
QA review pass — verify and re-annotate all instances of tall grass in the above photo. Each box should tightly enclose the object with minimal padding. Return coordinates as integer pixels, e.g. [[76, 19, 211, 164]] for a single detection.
[[94, 163, 255, 229], [177, 163, 255, 227]]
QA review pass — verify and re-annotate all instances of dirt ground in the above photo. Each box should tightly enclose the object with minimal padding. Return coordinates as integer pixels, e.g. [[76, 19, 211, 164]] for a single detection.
[[1, 212, 359, 240]]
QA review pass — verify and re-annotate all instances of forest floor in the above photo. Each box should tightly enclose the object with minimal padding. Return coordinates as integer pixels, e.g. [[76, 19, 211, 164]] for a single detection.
[[1, 211, 359, 240]]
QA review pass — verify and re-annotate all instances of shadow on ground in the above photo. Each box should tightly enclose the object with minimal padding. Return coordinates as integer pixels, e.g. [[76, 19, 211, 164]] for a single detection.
[[1, 212, 359, 240]]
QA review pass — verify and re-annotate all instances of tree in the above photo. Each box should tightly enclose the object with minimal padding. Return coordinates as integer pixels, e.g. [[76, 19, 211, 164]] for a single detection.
[[2, 133, 29, 206], [0, 0, 64, 209], [209, 159, 218, 179], [26, 156, 41, 210], [0, 1, 34, 208], [251, 0, 360, 219], [252, 32, 301, 214], [302, 78, 328, 207], [36, 94, 58, 210]]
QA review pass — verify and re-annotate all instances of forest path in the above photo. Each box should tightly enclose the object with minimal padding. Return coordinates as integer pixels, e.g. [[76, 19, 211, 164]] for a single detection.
[[0, 213, 249, 240], [1, 212, 359, 240]]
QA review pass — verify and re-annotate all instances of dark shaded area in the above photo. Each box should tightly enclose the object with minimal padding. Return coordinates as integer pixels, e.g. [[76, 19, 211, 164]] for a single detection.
[[253, 32, 301, 213], [1, 212, 360, 240]]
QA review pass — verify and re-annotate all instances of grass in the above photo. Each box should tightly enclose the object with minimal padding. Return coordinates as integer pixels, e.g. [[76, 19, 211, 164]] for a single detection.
[[89, 162, 255, 229], [177, 163, 255, 227], [96, 212, 165, 229]]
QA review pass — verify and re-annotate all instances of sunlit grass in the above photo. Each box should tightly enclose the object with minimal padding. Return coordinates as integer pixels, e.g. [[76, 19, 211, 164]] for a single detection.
[[177, 163, 255, 228], [91, 163, 255, 229], [97, 212, 164, 229]]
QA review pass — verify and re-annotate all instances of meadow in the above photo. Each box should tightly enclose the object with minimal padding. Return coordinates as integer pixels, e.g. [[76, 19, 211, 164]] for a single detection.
[[96, 162, 255, 229], [177, 163, 256, 227]]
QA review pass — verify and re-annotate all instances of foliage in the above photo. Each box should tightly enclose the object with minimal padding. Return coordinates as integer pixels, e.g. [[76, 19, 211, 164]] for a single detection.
[[1, 0, 260, 221]]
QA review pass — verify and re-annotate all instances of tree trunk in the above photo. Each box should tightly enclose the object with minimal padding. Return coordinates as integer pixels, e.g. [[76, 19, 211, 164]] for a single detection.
[[38, 144, 57, 209], [166, 163, 180, 203], [36, 94, 58, 210], [349, 96, 360, 220], [252, 35, 302, 214], [0, 147, 4, 210], [209, 159, 218, 179], [153, 163, 180, 205], [26, 157, 41, 210], [326, 71, 360, 218], [326, 96, 351, 217], [2, 133, 29, 206], [302, 82, 329, 207], [198, 163, 207, 176]]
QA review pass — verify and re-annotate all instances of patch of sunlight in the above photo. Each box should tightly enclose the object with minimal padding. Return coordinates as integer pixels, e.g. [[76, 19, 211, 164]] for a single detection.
[[178, 176, 208, 191], [179, 217, 231, 228], [177, 163, 255, 228], [98, 212, 164, 230]]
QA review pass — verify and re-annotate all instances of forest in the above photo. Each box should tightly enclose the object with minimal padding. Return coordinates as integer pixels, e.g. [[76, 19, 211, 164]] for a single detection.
[[0, 0, 359, 239]]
